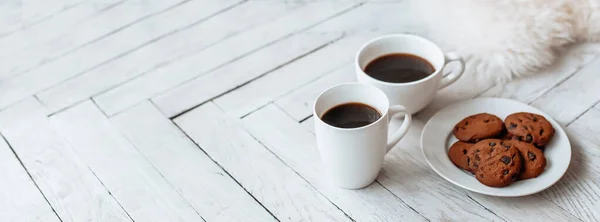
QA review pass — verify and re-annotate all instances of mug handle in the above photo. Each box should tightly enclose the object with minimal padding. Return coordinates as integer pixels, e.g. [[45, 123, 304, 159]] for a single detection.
[[386, 105, 412, 153], [439, 52, 465, 89]]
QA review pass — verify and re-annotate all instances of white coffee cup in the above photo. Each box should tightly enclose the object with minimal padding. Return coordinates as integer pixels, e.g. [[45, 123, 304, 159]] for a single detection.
[[313, 83, 412, 189], [355, 34, 465, 114]]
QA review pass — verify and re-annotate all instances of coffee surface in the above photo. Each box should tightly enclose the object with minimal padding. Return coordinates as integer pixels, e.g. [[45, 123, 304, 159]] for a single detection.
[[321, 103, 381, 128], [364, 53, 435, 83]]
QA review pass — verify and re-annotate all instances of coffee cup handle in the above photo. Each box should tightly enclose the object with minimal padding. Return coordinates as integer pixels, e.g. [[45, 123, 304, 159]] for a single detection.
[[386, 105, 412, 153], [439, 52, 465, 89]]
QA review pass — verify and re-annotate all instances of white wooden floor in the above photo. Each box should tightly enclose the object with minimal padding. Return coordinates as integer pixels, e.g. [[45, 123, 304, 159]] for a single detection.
[[1, 0, 600, 221]]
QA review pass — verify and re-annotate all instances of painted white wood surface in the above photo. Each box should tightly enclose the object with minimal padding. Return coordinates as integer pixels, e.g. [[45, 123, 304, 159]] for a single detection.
[[50, 101, 203, 221], [111, 101, 274, 221], [93, 1, 362, 116], [38, 0, 304, 114], [0, 98, 131, 222], [152, 32, 342, 117], [0, 125, 60, 222], [1, 0, 600, 220], [0, 0, 237, 110], [175, 102, 351, 221]]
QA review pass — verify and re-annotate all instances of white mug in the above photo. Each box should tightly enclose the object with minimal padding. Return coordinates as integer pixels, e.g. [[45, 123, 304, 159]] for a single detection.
[[313, 83, 412, 189], [355, 34, 465, 114]]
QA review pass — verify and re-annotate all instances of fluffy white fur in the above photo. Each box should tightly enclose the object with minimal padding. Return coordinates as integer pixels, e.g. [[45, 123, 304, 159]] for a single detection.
[[406, 0, 600, 83]]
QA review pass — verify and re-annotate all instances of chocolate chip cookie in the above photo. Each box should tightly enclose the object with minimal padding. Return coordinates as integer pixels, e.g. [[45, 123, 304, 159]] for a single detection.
[[502, 140, 546, 180], [505, 112, 555, 147], [466, 139, 503, 172], [448, 141, 474, 171], [453, 113, 504, 142], [466, 139, 522, 187]]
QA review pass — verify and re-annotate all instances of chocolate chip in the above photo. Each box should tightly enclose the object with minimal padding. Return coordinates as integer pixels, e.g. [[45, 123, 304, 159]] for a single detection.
[[511, 173, 517, 181], [484, 119, 489, 123], [465, 121, 469, 125], [528, 151, 536, 160], [540, 129, 544, 136], [500, 156, 511, 165], [467, 157, 470, 165], [489, 141, 496, 146], [533, 117, 538, 122], [519, 119, 523, 122], [503, 169, 509, 175], [475, 149, 480, 153], [509, 123, 517, 129], [526, 134, 533, 142], [462, 149, 467, 154]]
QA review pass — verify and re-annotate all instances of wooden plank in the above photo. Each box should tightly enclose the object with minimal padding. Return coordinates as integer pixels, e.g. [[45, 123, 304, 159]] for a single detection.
[[300, 116, 315, 133], [0, 0, 82, 38], [111, 101, 275, 222], [174, 102, 351, 221], [213, 35, 374, 117], [481, 43, 600, 104], [242, 104, 500, 221], [385, 117, 579, 221], [0, 130, 60, 222], [307, 1, 418, 36], [539, 136, 600, 222], [568, 107, 600, 147], [93, 1, 363, 116], [0, 98, 131, 222], [50, 101, 203, 221], [0, 0, 165, 80], [274, 64, 354, 121], [0, 0, 240, 110], [0, 1, 123, 74], [152, 32, 342, 117], [527, 55, 600, 125], [38, 0, 304, 114]]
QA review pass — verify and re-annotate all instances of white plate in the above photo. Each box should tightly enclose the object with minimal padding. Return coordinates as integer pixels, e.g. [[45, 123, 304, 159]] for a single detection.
[[421, 97, 571, 197]]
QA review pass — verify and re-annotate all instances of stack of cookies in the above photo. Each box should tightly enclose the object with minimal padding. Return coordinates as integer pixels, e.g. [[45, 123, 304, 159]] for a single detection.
[[448, 112, 555, 187]]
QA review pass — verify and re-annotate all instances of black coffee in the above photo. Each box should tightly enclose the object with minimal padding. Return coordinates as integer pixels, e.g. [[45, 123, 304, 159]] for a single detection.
[[321, 103, 381, 128], [364, 53, 435, 83]]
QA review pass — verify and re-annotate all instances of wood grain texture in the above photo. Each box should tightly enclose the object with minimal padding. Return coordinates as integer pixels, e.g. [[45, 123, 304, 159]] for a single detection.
[[0, 128, 60, 222], [111, 101, 275, 222], [529, 55, 600, 125], [50, 101, 203, 221], [153, 32, 341, 117], [542, 108, 600, 222], [94, 0, 363, 116], [0, 0, 82, 38], [0, 98, 131, 222], [214, 35, 374, 117], [0, 0, 182, 81], [38, 0, 303, 114], [242, 104, 495, 221], [174, 102, 351, 221], [0, 1, 123, 78], [0, 0, 238, 110], [275, 65, 354, 121]]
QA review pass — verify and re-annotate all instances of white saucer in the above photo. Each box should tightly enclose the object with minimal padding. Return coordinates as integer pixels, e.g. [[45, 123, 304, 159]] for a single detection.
[[421, 97, 571, 197]]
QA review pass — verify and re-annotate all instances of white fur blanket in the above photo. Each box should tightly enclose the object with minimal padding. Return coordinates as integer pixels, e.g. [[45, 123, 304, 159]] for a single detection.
[[406, 0, 600, 84]]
